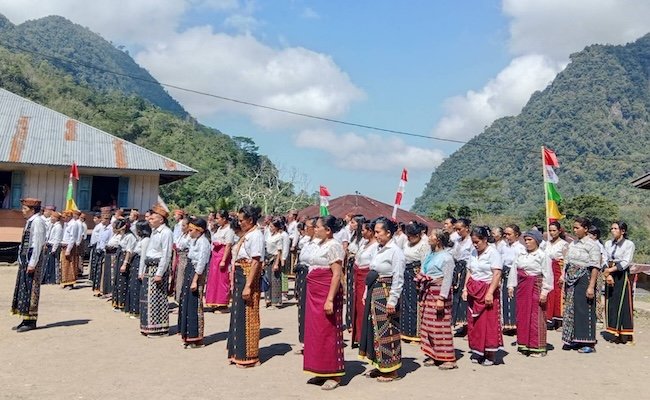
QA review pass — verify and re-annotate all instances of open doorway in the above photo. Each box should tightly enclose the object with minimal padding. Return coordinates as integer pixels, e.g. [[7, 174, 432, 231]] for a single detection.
[[90, 176, 119, 211], [0, 170, 12, 209]]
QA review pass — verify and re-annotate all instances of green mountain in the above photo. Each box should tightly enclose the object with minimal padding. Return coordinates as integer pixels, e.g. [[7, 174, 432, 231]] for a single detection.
[[0, 14, 312, 214], [0, 14, 186, 116], [413, 34, 650, 217]]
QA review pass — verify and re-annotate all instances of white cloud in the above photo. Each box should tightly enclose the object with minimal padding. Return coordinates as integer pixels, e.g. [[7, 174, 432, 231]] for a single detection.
[[295, 129, 445, 171], [0, 0, 187, 45], [432, 0, 650, 142], [433, 54, 562, 140], [504, 0, 650, 60], [136, 26, 364, 128]]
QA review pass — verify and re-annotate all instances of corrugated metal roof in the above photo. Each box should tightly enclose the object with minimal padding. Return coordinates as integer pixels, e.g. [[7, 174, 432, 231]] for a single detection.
[[0, 88, 196, 174]]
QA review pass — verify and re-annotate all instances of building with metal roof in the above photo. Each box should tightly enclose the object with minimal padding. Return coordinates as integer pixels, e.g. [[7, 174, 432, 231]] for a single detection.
[[298, 194, 442, 230], [0, 87, 195, 241]]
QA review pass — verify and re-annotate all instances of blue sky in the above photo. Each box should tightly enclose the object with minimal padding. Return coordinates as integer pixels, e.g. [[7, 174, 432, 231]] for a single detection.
[[3, 0, 650, 210]]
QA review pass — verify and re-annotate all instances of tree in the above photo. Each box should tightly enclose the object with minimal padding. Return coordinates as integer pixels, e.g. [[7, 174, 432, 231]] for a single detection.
[[561, 194, 619, 233], [456, 177, 505, 218]]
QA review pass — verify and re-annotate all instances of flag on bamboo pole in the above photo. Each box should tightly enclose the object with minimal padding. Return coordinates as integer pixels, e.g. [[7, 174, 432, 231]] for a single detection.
[[391, 168, 408, 220], [543, 148, 563, 221], [65, 163, 79, 211], [319, 185, 330, 216]]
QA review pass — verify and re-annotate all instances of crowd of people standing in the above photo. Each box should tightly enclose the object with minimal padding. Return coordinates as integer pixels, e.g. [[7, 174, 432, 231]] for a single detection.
[[10, 197, 637, 390]]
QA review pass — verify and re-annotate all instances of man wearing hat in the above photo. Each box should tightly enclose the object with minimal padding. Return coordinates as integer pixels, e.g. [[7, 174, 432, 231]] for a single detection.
[[42, 211, 63, 285], [60, 210, 80, 288], [141, 204, 174, 337], [11, 198, 47, 332], [42, 205, 56, 239]]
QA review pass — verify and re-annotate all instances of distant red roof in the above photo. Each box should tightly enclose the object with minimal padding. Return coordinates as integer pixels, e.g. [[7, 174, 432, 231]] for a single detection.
[[298, 194, 442, 230]]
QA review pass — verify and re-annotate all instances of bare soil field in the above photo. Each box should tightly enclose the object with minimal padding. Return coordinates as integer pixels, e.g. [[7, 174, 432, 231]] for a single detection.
[[1, 265, 648, 400]]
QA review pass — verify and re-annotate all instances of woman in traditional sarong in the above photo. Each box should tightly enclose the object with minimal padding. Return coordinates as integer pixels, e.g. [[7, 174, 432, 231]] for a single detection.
[[463, 226, 503, 366], [112, 219, 137, 311], [294, 217, 320, 354], [351, 220, 378, 347], [227, 205, 264, 368], [345, 215, 365, 333], [263, 217, 287, 308], [303, 215, 345, 390], [125, 221, 150, 317], [401, 222, 431, 342], [507, 230, 552, 357], [42, 212, 63, 285], [545, 221, 568, 330], [588, 226, 608, 324], [101, 222, 123, 297], [205, 210, 234, 311], [178, 218, 211, 348], [359, 217, 405, 383], [416, 229, 457, 369], [172, 218, 191, 303], [603, 221, 636, 344], [561, 217, 601, 353], [500, 224, 526, 333], [451, 218, 472, 335], [345, 216, 364, 323]]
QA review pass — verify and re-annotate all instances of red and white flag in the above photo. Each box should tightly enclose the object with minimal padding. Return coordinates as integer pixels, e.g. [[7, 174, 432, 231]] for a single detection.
[[391, 168, 408, 220]]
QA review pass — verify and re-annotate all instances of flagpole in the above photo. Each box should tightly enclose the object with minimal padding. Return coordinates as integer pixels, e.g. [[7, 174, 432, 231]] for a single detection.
[[542, 146, 551, 237]]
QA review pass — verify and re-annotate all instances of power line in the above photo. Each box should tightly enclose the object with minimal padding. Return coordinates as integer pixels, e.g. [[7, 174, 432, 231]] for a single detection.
[[2, 41, 650, 165]]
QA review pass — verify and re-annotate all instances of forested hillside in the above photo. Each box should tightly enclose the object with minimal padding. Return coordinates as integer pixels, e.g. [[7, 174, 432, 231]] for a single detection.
[[0, 14, 186, 116], [413, 34, 650, 259], [0, 46, 311, 214]]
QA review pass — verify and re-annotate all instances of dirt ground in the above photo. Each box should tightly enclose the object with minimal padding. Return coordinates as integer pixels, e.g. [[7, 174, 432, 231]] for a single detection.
[[1, 265, 649, 400]]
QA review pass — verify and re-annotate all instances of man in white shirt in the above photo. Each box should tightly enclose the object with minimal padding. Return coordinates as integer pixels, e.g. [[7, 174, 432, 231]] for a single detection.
[[12, 198, 47, 332], [286, 210, 300, 272], [142, 205, 173, 337], [60, 210, 80, 288]]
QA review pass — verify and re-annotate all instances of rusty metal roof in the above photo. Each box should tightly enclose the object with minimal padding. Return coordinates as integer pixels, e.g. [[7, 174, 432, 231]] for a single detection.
[[298, 194, 443, 229], [0, 88, 196, 177]]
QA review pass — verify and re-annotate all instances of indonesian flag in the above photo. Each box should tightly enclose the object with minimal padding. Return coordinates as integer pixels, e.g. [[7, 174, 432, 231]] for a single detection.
[[319, 185, 330, 216], [543, 148, 563, 221], [65, 163, 79, 211], [391, 168, 408, 220]]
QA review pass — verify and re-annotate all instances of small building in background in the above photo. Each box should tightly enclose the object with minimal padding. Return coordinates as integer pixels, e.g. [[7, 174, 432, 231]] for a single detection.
[[298, 193, 442, 231], [0, 87, 195, 243]]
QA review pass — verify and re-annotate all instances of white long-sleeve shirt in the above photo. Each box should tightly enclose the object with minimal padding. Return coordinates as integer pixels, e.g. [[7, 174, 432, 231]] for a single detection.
[[507, 248, 554, 296], [356, 240, 378, 267], [452, 235, 473, 262], [96, 223, 113, 251], [370, 239, 406, 306], [604, 239, 636, 271], [138, 237, 151, 276], [22, 214, 46, 268], [287, 220, 299, 249], [89, 223, 103, 246], [145, 224, 174, 276], [188, 235, 211, 275], [61, 221, 80, 255], [47, 222, 63, 252]]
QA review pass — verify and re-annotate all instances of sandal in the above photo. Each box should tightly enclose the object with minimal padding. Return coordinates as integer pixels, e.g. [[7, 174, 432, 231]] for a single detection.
[[321, 379, 340, 391], [577, 346, 596, 354], [236, 361, 261, 369], [423, 359, 436, 367], [438, 362, 458, 370], [363, 369, 381, 378], [307, 377, 326, 385], [376, 374, 400, 383]]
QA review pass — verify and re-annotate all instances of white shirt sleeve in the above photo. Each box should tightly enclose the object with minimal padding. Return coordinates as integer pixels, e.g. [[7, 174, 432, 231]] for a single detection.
[[388, 248, 406, 307]]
